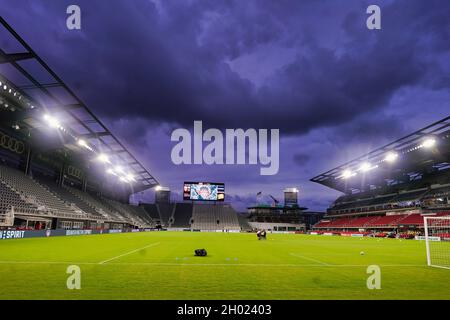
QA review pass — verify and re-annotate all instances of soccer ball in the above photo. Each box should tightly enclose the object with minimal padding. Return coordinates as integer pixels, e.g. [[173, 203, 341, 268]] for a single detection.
[[360, 251, 365, 255]]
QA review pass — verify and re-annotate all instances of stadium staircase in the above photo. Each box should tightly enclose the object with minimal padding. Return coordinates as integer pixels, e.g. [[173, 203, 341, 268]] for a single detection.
[[141, 204, 161, 224], [157, 203, 175, 227], [171, 203, 193, 228]]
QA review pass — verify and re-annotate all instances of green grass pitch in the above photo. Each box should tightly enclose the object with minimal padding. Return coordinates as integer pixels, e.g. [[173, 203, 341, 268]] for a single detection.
[[0, 231, 449, 299]]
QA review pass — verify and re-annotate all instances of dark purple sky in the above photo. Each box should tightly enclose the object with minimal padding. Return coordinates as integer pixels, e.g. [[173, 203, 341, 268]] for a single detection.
[[1, 0, 449, 211]]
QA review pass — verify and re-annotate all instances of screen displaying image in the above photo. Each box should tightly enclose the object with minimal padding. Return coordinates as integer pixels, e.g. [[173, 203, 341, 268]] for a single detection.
[[183, 182, 225, 201]]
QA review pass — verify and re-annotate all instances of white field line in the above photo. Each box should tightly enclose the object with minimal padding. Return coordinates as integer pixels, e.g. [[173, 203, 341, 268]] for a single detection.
[[98, 242, 160, 264], [289, 253, 331, 266], [0, 261, 426, 267]]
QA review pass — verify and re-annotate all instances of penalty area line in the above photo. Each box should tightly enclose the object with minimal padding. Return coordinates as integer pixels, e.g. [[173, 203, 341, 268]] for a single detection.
[[98, 242, 161, 264]]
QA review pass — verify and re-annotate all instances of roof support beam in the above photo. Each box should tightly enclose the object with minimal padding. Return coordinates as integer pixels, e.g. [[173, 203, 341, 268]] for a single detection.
[[0, 51, 34, 64]]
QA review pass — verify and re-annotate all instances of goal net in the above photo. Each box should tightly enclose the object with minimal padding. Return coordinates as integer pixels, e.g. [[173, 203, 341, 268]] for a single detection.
[[424, 216, 450, 269]]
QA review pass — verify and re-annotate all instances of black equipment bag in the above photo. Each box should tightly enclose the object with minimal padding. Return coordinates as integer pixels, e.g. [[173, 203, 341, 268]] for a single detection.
[[194, 249, 207, 256]]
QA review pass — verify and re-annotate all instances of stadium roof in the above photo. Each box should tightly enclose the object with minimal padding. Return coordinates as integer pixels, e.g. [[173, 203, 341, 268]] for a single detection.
[[0, 17, 158, 191], [311, 116, 450, 194]]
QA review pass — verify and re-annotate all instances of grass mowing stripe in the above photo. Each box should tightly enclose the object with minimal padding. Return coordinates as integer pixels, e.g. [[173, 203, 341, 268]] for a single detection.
[[98, 242, 160, 264]]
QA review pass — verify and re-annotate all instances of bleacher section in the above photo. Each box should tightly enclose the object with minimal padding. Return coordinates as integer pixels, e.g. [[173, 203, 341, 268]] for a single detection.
[[142, 204, 161, 222], [237, 213, 252, 231], [128, 205, 154, 225], [0, 164, 157, 227], [36, 176, 101, 218], [157, 203, 176, 227], [64, 186, 126, 222], [314, 212, 450, 230], [0, 180, 37, 216], [191, 204, 241, 231], [103, 198, 153, 226], [171, 203, 193, 228], [0, 165, 81, 218]]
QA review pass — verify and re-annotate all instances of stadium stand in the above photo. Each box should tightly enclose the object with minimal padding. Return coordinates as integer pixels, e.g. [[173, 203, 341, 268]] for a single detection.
[[141, 204, 161, 222], [0, 179, 38, 216], [157, 203, 176, 227], [0, 165, 82, 218], [237, 213, 253, 231], [35, 175, 101, 218], [191, 204, 240, 231], [311, 116, 450, 233], [35, 173, 154, 226], [171, 203, 193, 228], [64, 186, 125, 221], [313, 212, 450, 231]]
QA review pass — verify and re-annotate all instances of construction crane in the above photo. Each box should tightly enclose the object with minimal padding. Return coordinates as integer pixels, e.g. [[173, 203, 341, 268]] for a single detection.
[[269, 194, 280, 206]]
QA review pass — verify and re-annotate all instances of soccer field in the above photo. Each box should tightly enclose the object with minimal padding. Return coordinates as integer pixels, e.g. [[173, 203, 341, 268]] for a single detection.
[[0, 232, 449, 300]]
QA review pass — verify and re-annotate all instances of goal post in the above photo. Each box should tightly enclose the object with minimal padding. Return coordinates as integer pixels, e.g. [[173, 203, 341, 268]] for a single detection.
[[424, 216, 450, 269]]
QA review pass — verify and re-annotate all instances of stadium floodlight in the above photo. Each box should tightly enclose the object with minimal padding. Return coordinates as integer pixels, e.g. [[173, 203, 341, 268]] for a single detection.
[[359, 162, 372, 172], [155, 185, 162, 191], [77, 139, 88, 148], [341, 169, 355, 179], [106, 168, 116, 175], [114, 165, 124, 173], [43, 114, 61, 129], [422, 137, 436, 148], [119, 176, 130, 183], [384, 151, 398, 163], [97, 153, 110, 163], [126, 173, 135, 182]]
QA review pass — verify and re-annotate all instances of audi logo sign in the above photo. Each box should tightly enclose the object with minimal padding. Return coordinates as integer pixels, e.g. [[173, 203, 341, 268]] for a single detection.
[[0, 132, 25, 154], [67, 165, 83, 179]]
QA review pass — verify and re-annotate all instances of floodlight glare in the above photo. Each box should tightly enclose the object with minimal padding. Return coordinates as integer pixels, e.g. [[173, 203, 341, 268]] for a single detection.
[[342, 169, 354, 179], [114, 165, 124, 173], [155, 185, 162, 191], [126, 173, 135, 181], [43, 114, 60, 128], [106, 168, 115, 175], [97, 153, 110, 163], [384, 152, 398, 163], [359, 162, 372, 172], [422, 138, 436, 148], [77, 139, 88, 148]]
